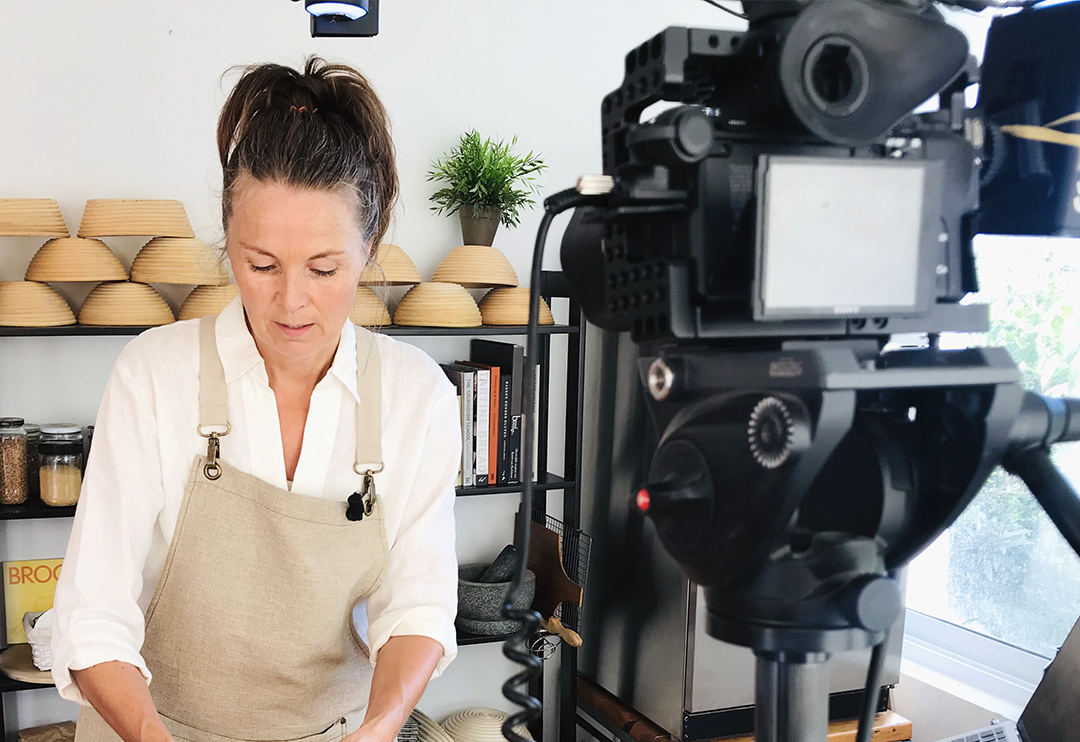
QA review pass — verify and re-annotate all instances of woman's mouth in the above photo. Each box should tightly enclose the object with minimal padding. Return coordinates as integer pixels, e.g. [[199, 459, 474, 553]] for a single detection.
[[275, 322, 314, 339]]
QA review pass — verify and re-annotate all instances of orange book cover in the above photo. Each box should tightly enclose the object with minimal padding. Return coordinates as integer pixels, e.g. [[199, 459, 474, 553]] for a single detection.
[[457, 361, 500, 484], [4, 559, 63, 644]]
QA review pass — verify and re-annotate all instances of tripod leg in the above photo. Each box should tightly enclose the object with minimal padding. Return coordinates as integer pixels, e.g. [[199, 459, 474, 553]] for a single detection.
[[755, 652, 830, 742], [1005, 446, 1080, 559]]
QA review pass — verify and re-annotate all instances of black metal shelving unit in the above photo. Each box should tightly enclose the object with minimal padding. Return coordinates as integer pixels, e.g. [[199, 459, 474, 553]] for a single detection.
[[0, 270, 588, 742]]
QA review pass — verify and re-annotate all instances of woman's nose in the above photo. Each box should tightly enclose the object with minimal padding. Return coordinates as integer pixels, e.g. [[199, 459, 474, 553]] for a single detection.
[[278, 270, 311, 312]]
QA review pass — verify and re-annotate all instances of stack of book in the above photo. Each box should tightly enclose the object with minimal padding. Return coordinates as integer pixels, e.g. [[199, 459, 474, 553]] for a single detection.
[[441, 339, 540, 488]]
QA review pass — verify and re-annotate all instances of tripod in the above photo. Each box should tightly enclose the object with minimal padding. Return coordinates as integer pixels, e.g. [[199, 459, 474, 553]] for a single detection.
[[633, 341, 1080, 742]]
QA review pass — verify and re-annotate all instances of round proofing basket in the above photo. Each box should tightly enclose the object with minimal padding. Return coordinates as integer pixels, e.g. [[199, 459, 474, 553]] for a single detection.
[[393, 282, 481, 328], [0, 281, 76, 326], [350, 286, 391, 326], [359, 244, 422, 286], [478, 287, 554, 326], [131, 237, 228, 285], [78, 199, 194, 238], [432, 245, 518, 289], [0, 199, 68, 237], [441, 709, 532, 742], [78, 282, 175, 326], [25, 238, 128, 282], [178, 284, 239, 321]]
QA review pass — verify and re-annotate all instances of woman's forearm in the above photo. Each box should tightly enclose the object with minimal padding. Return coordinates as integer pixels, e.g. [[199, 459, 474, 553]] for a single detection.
[[358, 636, 443, 742], [71, 662, 173, 742]]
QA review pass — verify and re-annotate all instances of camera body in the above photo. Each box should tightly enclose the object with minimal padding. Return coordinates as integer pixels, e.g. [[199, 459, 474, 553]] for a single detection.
[[563, 4, 989, 344]]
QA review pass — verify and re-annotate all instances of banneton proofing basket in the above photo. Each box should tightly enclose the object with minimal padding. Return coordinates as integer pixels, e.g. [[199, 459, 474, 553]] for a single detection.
[[24, 238, 128, 282], [0, 199, 68, 237], [350, 286, 391, 326], [78, 282, 175, 326], [78, 199, 194, 238], [432, 245, 518, 289], [130, 238, 228, 285], [393, 282, 481, 328], [440, 709, 532, 742], [178, 284, 239, 321], [0, 281, 76, 326], [478, 287, 554, 326], [358, 244, 421, 286]]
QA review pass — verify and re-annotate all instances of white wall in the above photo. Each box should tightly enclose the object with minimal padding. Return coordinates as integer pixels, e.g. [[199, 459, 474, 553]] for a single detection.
[[0, 0, 733, 738]]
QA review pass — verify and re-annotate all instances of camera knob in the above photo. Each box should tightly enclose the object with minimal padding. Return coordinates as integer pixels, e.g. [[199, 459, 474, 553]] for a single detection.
[[634, 475, 710, 517], [841, 575, 901, 632]]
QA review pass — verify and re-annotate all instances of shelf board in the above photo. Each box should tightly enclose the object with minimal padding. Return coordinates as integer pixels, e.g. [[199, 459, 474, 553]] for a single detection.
[[456, 473, 572, 497], [0, 324, 579, 338], [0, 673, 51, 694], [457, 630, 515, 646], [0, 500, 76, 521]]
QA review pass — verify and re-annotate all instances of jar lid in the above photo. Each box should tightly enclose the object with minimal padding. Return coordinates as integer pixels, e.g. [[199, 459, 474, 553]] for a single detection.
[[0, 417, 25, 428], [24, 423, 40, 433], [40, 424, 81, 436]]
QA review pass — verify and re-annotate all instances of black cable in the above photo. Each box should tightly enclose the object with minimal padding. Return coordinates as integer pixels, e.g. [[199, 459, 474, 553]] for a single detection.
[[501, 187, 600, 742], [854, 629, 890, 742], [697, 0, 748, 20]]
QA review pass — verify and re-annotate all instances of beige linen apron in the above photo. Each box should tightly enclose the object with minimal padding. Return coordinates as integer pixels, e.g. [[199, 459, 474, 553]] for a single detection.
[[76, 317, 389, 742]]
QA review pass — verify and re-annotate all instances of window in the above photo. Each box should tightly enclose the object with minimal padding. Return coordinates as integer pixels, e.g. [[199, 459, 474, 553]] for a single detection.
[[906, 235, 1080, 662]]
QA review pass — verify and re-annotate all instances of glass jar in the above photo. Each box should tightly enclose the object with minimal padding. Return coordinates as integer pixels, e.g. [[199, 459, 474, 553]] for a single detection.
[[0, 417, 28, 505], [39, 425, 83, 507], [24, 424, 41, 499]]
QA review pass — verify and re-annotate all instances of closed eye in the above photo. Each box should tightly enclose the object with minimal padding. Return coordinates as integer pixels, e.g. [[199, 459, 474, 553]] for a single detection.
[[250, 264, 275, 273], [312, 268, 337, 277]]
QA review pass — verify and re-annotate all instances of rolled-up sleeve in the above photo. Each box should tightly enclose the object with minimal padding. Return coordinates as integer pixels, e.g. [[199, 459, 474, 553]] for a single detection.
[[51, 347, 165, 704], [365, 378, 461, 677]]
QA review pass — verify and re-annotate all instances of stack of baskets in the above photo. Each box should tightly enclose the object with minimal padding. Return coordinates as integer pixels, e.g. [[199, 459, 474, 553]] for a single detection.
[[2, 199, 235, 326], [0, 199, 79, 326], [393, 244, 552, 328], [353, 243, 420, 326]]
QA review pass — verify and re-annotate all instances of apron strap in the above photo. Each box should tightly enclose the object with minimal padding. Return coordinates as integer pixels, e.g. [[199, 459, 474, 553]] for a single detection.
[[198, 316, 230, 435], [353, 326, 383, 474]]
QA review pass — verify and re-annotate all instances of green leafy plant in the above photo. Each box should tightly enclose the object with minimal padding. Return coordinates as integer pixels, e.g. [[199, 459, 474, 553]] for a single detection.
[[428, 130, 546, 228]]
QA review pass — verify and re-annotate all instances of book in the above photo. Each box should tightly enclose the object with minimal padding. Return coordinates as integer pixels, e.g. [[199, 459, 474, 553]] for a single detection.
[[4, 558, 63, 644], [455, 391, 463, 488], [496, 373, 511, 484], [440, 364, 475, 487], [458, 361, 500, 486], [471, 365, 490, 486], [470, 340, 525, 483]]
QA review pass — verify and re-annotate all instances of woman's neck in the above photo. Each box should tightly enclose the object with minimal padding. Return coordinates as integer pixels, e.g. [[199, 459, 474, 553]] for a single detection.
[[259, 341, 338, 394]]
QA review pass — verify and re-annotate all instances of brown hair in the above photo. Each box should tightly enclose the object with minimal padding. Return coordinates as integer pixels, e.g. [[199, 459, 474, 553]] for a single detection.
[[216, 57, 397, 253]]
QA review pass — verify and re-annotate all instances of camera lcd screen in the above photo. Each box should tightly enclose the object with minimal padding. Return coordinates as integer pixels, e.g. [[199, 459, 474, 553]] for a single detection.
[[756, 157, 930, 320]]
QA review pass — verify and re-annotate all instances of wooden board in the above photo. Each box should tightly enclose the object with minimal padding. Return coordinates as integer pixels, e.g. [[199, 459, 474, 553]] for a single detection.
[[577, 674, 912, 742], [515, 515, 582, 618]]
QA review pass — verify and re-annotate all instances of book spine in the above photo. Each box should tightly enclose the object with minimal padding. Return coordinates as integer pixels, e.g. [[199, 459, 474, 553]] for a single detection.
[[532, 363, 541, 482], [497, 374, 510, 485], [474, 369, 490, 486], [455, 392, 463, 488], [462, 370, 474, 487], [487, 365, 500, 486]]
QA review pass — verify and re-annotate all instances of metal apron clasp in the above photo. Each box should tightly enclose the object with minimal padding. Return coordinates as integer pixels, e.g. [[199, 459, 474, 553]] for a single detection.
[[198, 423, 231, 481], [346, 466, 381, 522]]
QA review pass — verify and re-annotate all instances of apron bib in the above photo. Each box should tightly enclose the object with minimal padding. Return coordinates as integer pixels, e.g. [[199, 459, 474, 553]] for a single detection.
[[76, 317, 389, 742]]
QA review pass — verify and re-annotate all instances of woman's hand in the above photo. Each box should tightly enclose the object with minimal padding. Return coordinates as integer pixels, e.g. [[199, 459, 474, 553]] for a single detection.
[[350, 635, 444, 742]]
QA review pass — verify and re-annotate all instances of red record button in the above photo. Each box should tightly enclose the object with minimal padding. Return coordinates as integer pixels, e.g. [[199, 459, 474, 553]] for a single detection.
[[636, 487, 651, 513]]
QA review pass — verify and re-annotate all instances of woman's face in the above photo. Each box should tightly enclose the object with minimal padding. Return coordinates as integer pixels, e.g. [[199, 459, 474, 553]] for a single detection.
[[226, 176, 367, 371]]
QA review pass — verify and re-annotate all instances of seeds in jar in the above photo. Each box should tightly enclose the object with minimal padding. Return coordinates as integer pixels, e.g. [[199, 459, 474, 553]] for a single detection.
[[0, 436, 27, 505]]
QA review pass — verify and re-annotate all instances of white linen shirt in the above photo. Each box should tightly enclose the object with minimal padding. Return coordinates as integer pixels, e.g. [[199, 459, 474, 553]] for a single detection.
[[51, 296, 461, 705]]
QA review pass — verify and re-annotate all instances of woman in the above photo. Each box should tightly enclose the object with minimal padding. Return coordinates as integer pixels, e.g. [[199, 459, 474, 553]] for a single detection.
[[51, 58, 461, 742]]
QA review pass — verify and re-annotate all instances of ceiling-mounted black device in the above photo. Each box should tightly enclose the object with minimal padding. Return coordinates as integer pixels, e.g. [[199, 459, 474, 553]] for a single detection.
[[295, 0, 380, 38]]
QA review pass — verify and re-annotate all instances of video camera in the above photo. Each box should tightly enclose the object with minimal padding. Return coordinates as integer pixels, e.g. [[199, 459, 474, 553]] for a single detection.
[[506, 3, 1080, 742]]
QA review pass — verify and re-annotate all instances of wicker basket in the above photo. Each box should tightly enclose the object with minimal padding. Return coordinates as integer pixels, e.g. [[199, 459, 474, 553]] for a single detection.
[[25, 238, 128, 282], [350, 286, 392, 326], [78, 282, 175, 326], [359, 244, 422, 286], [432, 245, 518, 289], [178, 284, 239, 321], [393, 282, 481, 328], [478, 287, 554, 326], [78, 199, 194, 238], [0, 199, 68, 237], [131, 237, 227, 285], [0, 282, 76, 326]]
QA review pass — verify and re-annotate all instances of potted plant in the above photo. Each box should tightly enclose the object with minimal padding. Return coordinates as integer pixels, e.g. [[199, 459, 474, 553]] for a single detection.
[[428, 130, 546, 246]]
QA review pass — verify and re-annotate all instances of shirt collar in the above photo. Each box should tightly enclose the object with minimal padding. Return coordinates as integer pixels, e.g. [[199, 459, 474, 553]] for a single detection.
[[213, 296, 362, 404]]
